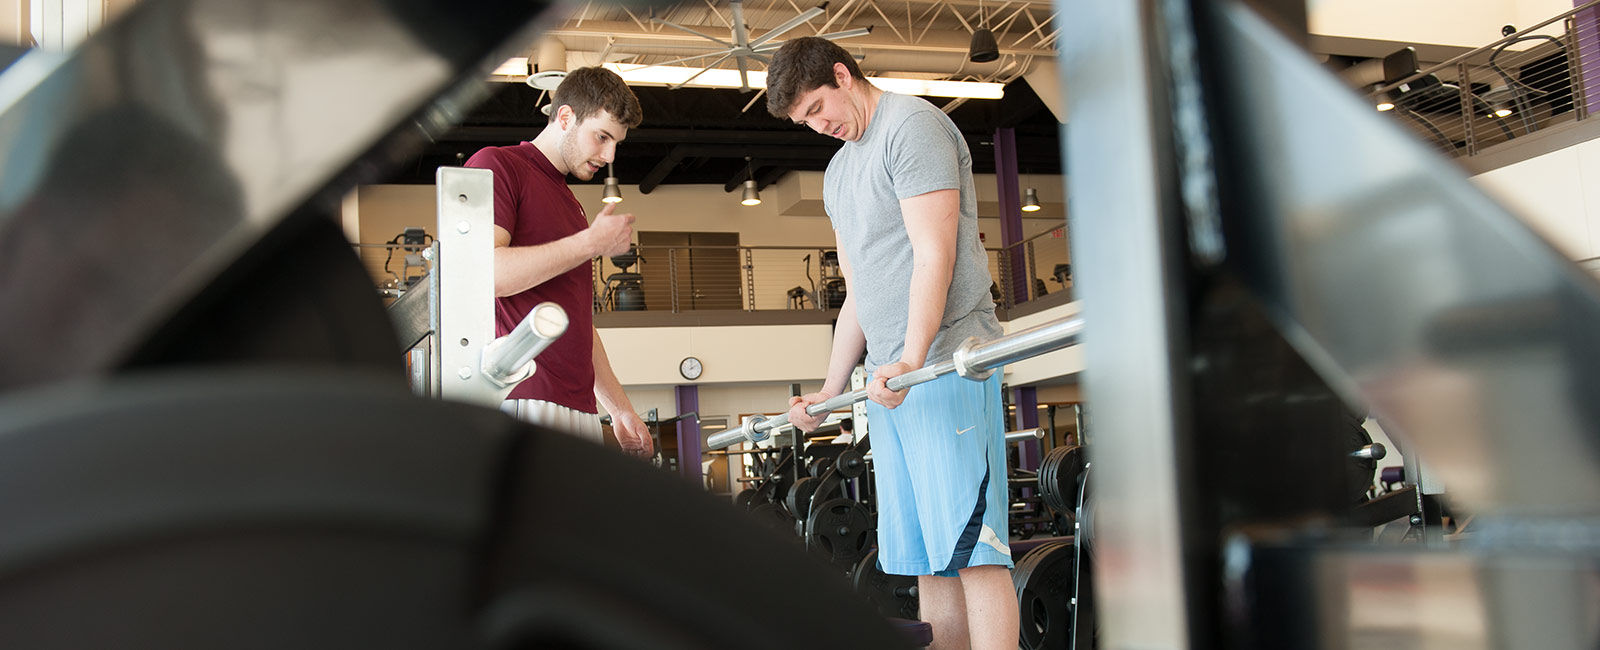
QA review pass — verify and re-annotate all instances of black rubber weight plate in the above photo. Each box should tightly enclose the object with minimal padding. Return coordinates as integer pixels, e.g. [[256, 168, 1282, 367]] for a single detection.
[[1013, 542, 1076, 650], [853, 548, 918, 620], [807, 498, 873, 566]]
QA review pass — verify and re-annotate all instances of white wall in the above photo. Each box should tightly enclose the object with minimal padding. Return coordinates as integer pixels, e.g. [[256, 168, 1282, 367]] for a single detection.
[[1471, 136, 1600, 261], [598, 324, 832, 387], [1308, 0, 1570, 48]]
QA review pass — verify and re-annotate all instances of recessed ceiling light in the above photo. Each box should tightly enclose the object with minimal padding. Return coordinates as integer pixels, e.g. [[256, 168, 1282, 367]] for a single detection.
[[526, 70, 567, 91]]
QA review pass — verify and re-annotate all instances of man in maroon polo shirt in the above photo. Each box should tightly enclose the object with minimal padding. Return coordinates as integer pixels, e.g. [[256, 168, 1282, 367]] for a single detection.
[[465, 66, 653, 457]]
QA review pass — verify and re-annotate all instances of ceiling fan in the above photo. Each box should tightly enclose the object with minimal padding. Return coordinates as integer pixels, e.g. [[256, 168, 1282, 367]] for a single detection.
[[646, 1, 872, 92]]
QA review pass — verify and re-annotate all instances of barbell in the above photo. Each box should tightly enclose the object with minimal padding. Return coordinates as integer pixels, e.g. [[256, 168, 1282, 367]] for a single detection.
[[707, 314, 1087, 450]]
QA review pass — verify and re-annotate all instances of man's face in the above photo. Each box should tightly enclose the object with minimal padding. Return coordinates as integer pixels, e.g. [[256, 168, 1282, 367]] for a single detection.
[[785, 64, 864, 142], [558, 108, 628, 180]]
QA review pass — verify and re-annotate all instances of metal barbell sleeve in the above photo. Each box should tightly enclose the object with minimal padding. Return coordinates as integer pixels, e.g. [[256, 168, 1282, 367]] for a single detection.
[[481, 302, 568, 387], [1005, 428, 1046, 442], [707, 414, 773, 450], [1351, 443, 1387, 461], [707, 314, 1086, 450]]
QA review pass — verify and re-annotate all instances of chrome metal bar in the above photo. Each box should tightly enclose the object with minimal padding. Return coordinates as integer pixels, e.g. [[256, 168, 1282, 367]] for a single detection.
[[707, 314, 1086, 450], [1350, 443, 1387, 461], [482, 302, 569, 387], [1006, 428, 1045, 442], [957, 315, 1087, 375]]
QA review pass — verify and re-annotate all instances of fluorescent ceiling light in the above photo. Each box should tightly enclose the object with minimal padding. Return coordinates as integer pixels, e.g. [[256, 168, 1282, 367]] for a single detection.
[[871, 76, 1005, 100], [600, 63, 1005, 100], [492, 56, 529, 77]]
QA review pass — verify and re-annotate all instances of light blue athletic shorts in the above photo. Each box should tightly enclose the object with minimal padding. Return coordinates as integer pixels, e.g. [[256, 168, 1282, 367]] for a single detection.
[[868, 370, 1012, 577]]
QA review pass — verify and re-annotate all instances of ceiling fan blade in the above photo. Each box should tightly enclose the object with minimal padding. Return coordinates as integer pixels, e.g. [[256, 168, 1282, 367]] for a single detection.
[[747, 4, 827, 49], [649, 17, 735, 48], [670, 51, 735, 90], [815, 25, 873, 41], [730, 1, 750, 47], [644, 49, 742, 68], [752, 25, 872, 53]]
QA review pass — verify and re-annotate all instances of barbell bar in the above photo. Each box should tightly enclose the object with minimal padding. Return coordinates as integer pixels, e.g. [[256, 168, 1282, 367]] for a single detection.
[[1007, 428, 1046, 442], [481, 301, 568, 387], [707, 314, 1087, 450]]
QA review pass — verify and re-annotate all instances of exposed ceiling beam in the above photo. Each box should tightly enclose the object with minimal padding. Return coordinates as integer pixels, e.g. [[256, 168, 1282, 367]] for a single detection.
[[644, 144, 839, 192], [639, 146, 690, 194], [756, 166, 788, 191], [545, 20, 1056, 58], [723, 158, 833, 191]]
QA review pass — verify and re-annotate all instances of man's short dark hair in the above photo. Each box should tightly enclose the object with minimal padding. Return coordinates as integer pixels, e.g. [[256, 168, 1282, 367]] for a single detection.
[[549, 66, 643, 128], [765, 37, 866, 119]]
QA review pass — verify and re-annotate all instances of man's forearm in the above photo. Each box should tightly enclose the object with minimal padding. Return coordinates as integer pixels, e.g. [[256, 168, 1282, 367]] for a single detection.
[[591, 327, 634, 417], [494, 231, 596, 297], [899, 247, 953, 369], [821, 294, 867, 396]]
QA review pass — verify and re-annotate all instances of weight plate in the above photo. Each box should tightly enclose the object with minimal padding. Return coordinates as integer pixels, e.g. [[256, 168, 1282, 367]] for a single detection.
[[1039, 445, 1086, 514], [852, 548, 918, 620], [809, 457, 833, 478], [770, 453, 798, 505], [786, 477, 821, 518], [1012, 542, 1076, 650], [835, 449, 867, 478], [749, 502, 794, 536], [748, 481, 776, 510], [806, 498, 873, 566], [734, 488, 756, 509], [1076, 465, 1095, 559]]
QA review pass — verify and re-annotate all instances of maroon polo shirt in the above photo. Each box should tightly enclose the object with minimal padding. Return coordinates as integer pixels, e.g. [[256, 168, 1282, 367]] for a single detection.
[[465, 142, 596, 413]]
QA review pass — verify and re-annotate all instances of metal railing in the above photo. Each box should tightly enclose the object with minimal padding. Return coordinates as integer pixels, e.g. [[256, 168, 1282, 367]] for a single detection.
[[589, 237, 1073, 314], [1366, 0, 1600, 157], [353, 242, 433, 299], [593, 244, 846, 312], [356, 233, 1074, 314], [992, 226, 1073, 309]]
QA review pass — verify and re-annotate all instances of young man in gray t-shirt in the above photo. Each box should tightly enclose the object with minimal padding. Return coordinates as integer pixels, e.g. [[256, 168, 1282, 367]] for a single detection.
[[769, 37, 1017, 650]]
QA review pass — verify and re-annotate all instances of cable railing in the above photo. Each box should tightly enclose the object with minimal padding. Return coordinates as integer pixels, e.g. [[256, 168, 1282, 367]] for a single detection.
[[992, 225, 1073, 309], [353, 241, 433, 299], [1365, 0, 1600, 157], [354, 234, 1074, 315], [589, 236, 1073, 314]]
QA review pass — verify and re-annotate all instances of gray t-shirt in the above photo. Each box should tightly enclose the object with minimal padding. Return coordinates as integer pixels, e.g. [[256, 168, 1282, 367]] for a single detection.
[[824, 91, 1002, 372]]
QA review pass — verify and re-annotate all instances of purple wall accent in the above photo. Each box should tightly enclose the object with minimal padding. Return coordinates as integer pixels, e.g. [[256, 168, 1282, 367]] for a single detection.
[[994, 128, 1026, 304], [675, 385, 701, 483], [1013, 386, 1041, 471], [1578, 2, 1600, 116]]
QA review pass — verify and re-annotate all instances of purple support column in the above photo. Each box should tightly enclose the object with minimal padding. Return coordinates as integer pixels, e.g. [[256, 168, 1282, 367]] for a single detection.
[[1013, 386, 1041, 471], [675, 385, 701, 484], [1578, 2, 1600, 117], [994, 128, 1027, 305]]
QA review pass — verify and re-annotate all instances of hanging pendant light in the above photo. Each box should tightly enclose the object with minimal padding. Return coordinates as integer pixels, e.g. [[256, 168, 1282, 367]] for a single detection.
[[602, 163, 623, 204], [740, 157, 761, 206], [969, 30, 999, 63], [741, 180, 762, 206], [1022, 187, 1041, 212], [969, 0, 999, 63]]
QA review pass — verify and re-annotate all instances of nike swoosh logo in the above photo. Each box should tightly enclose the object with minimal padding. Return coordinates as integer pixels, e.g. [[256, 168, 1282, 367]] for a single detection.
[[956, 426, 975, 436]]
